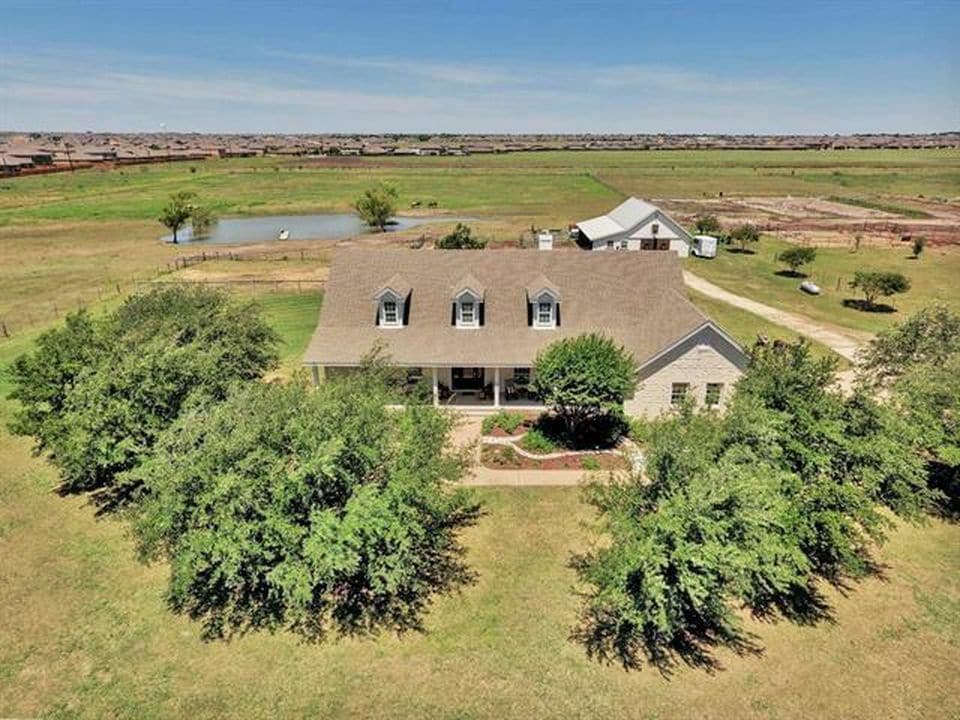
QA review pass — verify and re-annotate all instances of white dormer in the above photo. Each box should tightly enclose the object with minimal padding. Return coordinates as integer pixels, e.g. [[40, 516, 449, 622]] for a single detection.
[[532, 290, 558, 328], [454, 287, 481, 328], [378, 291, 403, 327], [452, 274, 484, 329], [526, 275, 560, 330], [374, 274, 410, 329]]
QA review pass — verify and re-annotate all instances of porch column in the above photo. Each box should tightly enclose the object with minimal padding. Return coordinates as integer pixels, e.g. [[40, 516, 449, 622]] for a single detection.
[[493, 367, 500, 407], [432, 367, 439, 406], [310, 365, 321, 386]]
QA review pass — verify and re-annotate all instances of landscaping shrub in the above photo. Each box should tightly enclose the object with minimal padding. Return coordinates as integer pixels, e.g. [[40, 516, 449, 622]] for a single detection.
[[532, 333, 637, 447], [519, 428, 558, 454], [481, 410, 527, 435], [436, 223, 486, 249], [581, 456, 601, 471]]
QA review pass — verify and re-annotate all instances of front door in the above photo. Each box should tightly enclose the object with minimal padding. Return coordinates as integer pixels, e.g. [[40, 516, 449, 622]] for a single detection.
[[451, 367, 485, 391]]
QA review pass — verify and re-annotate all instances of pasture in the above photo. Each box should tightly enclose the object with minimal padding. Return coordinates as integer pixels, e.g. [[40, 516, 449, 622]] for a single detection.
[[1, 148, 958, 339]]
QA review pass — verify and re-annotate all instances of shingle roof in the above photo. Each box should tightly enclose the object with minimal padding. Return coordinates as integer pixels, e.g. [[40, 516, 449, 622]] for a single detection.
[[374, 274, 411, 299], [451, 273, 485, 299], [305, 248, 712, 368]]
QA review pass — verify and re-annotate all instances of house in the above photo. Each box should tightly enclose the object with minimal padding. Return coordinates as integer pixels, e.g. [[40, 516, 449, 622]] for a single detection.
[[304, 249, 747, 416], [576, 197, 692, 257]]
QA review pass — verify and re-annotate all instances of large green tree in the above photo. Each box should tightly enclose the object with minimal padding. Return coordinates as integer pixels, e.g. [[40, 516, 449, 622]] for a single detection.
[[127, 376, 481, 641], [532, 333, 637, 445], [158, 191, 196, 243], [354, 184, 398, 231], [8, 286, 278, 509], [573, 338, 935, 669], [849, 271, 910, 310]]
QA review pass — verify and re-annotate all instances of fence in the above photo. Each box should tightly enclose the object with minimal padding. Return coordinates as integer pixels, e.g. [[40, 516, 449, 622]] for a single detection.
[[1, 247, 328, 340]]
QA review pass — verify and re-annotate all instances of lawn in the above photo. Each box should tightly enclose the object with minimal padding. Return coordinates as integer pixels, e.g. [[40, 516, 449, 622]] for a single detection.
[[256, 291, 323, 377], [1, 295, 958, 719], [685, 238, 960, 335]]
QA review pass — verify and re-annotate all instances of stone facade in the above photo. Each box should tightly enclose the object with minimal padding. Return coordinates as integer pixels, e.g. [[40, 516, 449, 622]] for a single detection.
[[625, 326, 747, 417]]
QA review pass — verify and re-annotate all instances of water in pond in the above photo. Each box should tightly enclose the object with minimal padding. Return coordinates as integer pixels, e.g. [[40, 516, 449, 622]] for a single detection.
[[162, 213, 467, 245]]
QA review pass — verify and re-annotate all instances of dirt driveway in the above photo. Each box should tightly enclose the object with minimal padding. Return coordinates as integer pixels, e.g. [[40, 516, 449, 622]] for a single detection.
[[683, 271, 872, 362]]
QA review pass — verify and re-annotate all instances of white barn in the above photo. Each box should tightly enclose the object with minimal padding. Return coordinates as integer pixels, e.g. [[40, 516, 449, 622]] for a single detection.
[[576, 197, 692, 257]]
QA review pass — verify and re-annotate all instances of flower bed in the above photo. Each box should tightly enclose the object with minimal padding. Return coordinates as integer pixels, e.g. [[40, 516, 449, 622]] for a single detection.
[[481, 445, 628, 471]]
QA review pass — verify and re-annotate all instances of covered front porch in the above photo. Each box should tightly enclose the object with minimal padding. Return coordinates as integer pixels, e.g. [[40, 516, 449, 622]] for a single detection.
[[427, 366, 544, 412]]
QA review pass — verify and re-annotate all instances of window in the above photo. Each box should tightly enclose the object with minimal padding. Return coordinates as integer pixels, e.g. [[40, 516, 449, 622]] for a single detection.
[[537, 301, 553, 326], [670, 382, 689, 406], [381, 299, 400, 326], [513, 367, 531, 385], [459, 300, 476, 326], [705, 383, 723, 407], [651, 222, 660, 235]]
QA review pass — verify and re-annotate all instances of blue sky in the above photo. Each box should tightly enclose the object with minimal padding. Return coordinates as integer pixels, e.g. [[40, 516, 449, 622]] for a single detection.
[[1, 1, 957, 134]]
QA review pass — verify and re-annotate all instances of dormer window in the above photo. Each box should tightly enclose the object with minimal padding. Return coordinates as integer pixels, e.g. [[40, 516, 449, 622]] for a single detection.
[[526, 275, 560, 330], [459, 299, 477, 326], [374, 275, 410, 329], [452, 275, 485, 329], [537, 300, 553, 326], [382, 299, 400, 326]]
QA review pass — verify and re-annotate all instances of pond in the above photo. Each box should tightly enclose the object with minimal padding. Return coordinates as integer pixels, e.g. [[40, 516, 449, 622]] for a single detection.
[[162, 213, 468, 245]]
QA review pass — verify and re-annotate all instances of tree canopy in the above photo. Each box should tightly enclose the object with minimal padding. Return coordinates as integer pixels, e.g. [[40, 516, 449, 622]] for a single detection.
[[730, 223, 760, 252], [436, 223, 486, 249], [858, 304, 960, 387], [777, 246, 817, 275], [7, 286, 278, 509], [158, 191, 196, 243], [127, 375, 481, 641], [572, 338, 936, 670], [849, 271, 910, 309], [532, 334, 637, 445], [354, 184, 398, 231], [693, 214, 722, 236]]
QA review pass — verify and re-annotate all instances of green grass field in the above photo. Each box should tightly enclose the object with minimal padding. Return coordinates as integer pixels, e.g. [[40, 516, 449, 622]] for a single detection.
[[2, 149, 958, 339], [1, 292, 958, 719], [685, 238, 960, 335]]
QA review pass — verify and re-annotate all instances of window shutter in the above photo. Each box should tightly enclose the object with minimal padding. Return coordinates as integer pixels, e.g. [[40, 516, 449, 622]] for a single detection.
[[527, 302, 533, 327], [451, 302, 457, 326], [375, 306, 380, 326], [555, 303, 561, 326], [479, 302, 485, 326], [402, 297, 410, 326]]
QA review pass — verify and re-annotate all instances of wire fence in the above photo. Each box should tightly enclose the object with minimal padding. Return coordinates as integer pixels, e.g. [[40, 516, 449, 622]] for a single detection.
[[1, 249, 327, 340]]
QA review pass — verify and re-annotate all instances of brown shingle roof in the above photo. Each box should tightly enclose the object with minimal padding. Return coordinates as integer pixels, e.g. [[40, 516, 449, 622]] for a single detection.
[[305, 248, 710, 367]]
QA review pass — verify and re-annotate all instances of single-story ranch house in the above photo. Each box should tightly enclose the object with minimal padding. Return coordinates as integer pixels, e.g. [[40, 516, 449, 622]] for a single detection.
[[305, 248, 748, 417], [576, 196, 693, 257]]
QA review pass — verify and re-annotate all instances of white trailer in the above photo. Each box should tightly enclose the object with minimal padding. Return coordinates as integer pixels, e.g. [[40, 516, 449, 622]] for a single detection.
[[692, 235, 718, 258]]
